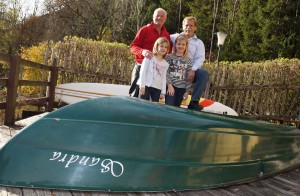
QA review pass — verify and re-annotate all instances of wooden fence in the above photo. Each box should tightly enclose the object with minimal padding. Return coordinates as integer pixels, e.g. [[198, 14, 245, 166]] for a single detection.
[[0, 51, 131, 126], [204, 62, 300, 126], [47, 37, 132, 85], [0, 53, 58, 125], [46, 39, 300, 126], [0, 51, 299, 127]]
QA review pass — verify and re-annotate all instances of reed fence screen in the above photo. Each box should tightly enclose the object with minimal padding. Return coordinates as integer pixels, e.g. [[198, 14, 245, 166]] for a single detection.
[[204, 61, 299, 123], [1, 36, 299, 126], [46, 37, 132, 85], [42, 37, 300, 124]]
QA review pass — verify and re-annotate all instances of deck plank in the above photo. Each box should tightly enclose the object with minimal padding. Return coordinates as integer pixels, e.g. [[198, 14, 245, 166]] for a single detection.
[[250, 183, 278, 195], [22, 188, 38, 196], [1, 171, 300, 196], [259, 178, 297, 196], [270, 177, 300, 192], [225, 184, 266, 196], [6, 187, 23, 196], [175, 190, 209, 196], [1, 169, 300, 195], [201, 189, 235, 196], [34, 189, 52, 196], [50, 190, 73, 196], [71, 190, 93, 196], [0, 186, 8, 196]]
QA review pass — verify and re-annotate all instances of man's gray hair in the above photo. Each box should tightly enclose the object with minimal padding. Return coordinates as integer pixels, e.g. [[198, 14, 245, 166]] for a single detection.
[[153, 8, 167, 17]]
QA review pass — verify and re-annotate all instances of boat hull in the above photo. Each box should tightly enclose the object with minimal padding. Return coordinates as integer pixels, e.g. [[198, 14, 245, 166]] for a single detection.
[[0, 96, 300, 191]]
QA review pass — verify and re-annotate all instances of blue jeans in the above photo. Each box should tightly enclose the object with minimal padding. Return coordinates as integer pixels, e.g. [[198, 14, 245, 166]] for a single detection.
[[191, 69, 209, 102], [165, 85, 186, 107]]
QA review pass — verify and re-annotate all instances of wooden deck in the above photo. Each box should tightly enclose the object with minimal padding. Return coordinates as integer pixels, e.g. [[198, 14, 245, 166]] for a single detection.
[[1, 115, 300, 196], [1, 168, 300, 196]]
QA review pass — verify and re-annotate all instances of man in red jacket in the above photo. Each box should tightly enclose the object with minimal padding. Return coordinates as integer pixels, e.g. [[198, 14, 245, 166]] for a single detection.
[[129, 8, 171, 97]]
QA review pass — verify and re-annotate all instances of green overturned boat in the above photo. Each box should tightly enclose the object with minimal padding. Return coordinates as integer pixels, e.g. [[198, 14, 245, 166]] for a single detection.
[[0, 96, 300, 191]]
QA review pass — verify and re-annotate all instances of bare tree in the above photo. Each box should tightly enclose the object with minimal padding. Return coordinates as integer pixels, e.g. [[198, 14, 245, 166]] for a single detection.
[[43, 0, 141, 42], [108, 0, 131, 41], [132, 0, 147, 32], [44, 0, 111, 41], [209, 0, 219, 63]]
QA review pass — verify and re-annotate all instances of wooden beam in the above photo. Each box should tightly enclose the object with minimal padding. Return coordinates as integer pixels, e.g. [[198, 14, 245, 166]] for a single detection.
[[20, 59, 52, 71], [47, 59, 58, 112], [16, 97, 48, 107], [18, 80, 50, 87]]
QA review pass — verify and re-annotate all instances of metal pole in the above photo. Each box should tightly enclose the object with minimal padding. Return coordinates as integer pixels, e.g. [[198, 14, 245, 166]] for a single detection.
[[216, 46, 221, 67]]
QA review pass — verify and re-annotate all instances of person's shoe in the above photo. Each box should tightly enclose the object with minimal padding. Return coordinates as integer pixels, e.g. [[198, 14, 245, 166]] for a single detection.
[[188, 101, 203, 111]]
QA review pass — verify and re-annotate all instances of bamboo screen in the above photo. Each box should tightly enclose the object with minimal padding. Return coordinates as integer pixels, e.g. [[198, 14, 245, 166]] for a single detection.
[[45, 37, 300, 122]]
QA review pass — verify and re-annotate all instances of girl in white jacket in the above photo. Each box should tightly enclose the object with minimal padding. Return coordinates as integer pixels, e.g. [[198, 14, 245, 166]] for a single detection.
[[137, 37, 170, 102]]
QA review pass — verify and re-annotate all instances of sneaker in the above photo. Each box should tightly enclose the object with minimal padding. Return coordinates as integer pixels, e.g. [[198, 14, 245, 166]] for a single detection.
[[188, 101, 203, 111]]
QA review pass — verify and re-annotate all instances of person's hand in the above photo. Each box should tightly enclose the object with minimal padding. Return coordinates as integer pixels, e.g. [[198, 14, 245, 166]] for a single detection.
[[167, 84, 175, 96], [187, 70, 195, 82], [142, 49, 153, 59], [140, 87, 145, 95], [160, 93, 165, 99], [183, 92, 189, 100]]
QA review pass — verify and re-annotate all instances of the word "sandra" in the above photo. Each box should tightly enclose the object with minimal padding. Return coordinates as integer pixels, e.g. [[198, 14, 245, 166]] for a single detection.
[[49, 151, 124, 177]]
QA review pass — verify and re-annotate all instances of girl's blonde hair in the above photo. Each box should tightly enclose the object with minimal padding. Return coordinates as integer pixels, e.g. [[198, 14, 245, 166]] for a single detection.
[[173, 34, 189, 57], [153, 37, 170, 58]]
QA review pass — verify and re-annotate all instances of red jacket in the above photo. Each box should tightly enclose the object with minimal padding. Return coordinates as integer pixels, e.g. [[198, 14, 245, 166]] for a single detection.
[[130, 22, 171, 64]]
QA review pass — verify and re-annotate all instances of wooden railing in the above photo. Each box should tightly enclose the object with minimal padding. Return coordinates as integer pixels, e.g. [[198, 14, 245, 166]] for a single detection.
[[0, 54, 58, 125]]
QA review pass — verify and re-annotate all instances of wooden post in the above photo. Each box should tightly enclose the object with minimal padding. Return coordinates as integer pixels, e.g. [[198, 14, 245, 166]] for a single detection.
[[5, 55, 21, 126], [47, 58, 58, 112], [297, 107, 300, 129]]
